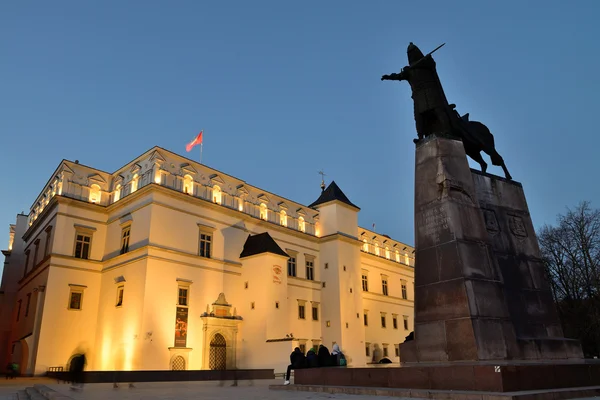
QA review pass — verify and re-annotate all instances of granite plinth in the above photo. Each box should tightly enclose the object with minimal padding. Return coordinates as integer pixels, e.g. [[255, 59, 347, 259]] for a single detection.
[[404, 135, 582, 363], [45, 368, 274, 383], [293, 363, 600, 392]]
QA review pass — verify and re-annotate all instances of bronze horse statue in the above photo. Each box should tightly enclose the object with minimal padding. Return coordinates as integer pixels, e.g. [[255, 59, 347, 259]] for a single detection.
[[381, 42, 512, 180]]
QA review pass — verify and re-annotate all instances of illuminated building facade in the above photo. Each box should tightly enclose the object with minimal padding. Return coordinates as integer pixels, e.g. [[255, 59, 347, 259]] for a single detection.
[[0, 147, 414, 375]]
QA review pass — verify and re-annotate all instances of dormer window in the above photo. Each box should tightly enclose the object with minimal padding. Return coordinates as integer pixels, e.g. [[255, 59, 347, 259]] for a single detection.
[[213, 186, 222, 205], [280, 210, 287, 227], [298, 216, 305, 233], [260, 203, 268, 221], [89, 184, 101, 204], [113, 184, 121, 203], [395, 250, 400, 262], [362, 239, 368, 252], [183, 175, 194, 195], [385, 246, 391, 260], [375, 243, 380, 256], [131, 174, 139, 193]]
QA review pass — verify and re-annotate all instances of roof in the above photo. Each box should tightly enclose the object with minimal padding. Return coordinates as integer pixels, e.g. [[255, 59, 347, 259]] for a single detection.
[[308, 181, 360, 210], [239, 232, 289, 258]]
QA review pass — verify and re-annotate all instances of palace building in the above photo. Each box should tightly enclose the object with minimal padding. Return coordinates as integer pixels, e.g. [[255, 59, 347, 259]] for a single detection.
[[0, 146, 414, 375]]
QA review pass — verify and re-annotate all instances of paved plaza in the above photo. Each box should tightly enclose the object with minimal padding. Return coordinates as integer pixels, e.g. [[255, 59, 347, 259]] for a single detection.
[[0, 377, 406, 400]]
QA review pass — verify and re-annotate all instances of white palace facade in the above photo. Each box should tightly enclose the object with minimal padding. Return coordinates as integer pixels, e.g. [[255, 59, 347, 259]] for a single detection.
[[0, 146, 414, 375]]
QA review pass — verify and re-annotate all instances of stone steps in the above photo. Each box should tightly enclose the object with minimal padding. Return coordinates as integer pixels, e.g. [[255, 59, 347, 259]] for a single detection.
[[10, 385, 72, 400]]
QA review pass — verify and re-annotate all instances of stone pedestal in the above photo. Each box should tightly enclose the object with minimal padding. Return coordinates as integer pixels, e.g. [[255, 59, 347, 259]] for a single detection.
[[400, 135, 582, 362]]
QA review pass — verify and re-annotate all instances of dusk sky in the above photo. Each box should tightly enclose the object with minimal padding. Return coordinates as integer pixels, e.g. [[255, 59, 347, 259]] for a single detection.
[[1, 1, 599, 276]]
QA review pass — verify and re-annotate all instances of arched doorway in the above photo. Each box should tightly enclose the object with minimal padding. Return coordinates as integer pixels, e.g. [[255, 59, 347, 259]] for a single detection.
[[209, 334, 227, 370], [171, 355, 186, 370]]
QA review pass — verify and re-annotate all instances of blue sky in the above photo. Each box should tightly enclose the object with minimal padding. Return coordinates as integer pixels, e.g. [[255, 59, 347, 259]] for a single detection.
[[1, 1, 599, 274]]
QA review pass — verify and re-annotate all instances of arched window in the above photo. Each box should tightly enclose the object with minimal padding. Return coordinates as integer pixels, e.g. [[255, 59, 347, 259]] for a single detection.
[[280, 210, 287, 226], [213, 186, 222, 205], [89, 184, 101, 204], [113, 184, 121, 203], [375, 243, 380, 256], [238, 199, 244, 212], [131, 174, 139, 193], [395, 250, 400, 262], [362, 239, 369, 252], [260, 203, 268, 221], [183, 175, 193, 195], [385, 246, 390, 259], [405, 253, 410, 265], [298, 216, 305, 233]]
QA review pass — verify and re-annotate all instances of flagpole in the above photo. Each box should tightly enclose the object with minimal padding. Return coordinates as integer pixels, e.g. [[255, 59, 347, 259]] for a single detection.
[[200, 128, 203, 164]]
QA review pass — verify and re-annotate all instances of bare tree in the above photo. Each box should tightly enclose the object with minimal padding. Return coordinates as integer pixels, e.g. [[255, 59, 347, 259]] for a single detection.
[[538, 201, 600, 357]]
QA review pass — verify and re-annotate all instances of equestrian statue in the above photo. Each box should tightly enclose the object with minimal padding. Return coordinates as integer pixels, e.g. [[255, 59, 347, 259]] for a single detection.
[[381, 42, 512, 180]]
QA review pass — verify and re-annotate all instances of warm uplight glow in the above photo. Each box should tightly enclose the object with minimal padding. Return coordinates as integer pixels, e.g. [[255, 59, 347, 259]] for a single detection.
[[8, 233, 14, 251], [280, 210, 287, 227], [395, 250, 400, 262], [298, 216, 305, 232], [362, 239, 368, 252], [405, 254, 410, 265], [57, 179, 63, 195], [315, 222, 320, 237], [260, 203, 268, 221], [213, 186, 222, 205], [183, 175, 193, 195], [154, 175, 161, 184], [89, 184, 101, 204], [113, 184, 121, 202], [385, 247, 390, 259], [131, 174, 139, 193], [238, 200, 244, 212], [375, 243, 380, 256]]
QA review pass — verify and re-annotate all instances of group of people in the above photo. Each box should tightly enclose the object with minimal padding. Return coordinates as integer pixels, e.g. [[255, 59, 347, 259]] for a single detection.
[[284, 344, 346, 385]]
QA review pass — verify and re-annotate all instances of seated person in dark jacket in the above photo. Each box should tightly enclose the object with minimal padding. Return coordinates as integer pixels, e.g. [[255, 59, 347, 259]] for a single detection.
[[317, 344, 331, 367], [306, 349, 319, 368], [329, 344, 346, 366], [284, 347, 305, 385]]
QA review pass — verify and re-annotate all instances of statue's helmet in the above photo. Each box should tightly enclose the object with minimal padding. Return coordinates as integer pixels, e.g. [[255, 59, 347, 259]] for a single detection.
[[407, 42, 425, 65]]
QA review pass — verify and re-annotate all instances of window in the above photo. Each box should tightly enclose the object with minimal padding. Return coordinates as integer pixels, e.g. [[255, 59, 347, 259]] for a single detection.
[[385, 247, 390, 259], [395, 345, 400, 357], [375, 243, 380, 256], [260, 203, 268, 220], [116, 286, 124, 307], [199, 232, 212, 258], [298, 302, 306, 319], [362, 239, 368, 252], [324, 263, 328, 269], [24, 250, 30, 275], [25, 293, 31, 317], [383, 345, 389, 357], [362, 273, 369, 291], [113, 184, 121, 202], [275, 302, 279, 309], [287, 254, 297, 277], [382, 276, 388, 296], [298, 216, 305, 233], [74, 233, 91, 259], [178, 287, 189, 306], [393, 315, 398, 329], [363, 312, 368, 326], [280, 210, 287, 226], [131, 174, 139, 193], [405, 253, 410, 265], [183, 175, 193, 194], [251, 302, 255, 309], [89, 184, 101, 203], [403, 315, 409, 330], [44, 227, 52, 257], [381, 313, 387, 328], [244, 282, 249, 289], [69, 291, 83, 310], [33, 240, 40, 268], [365, 343, 370, 357], [312, 304, 319, 321], [395, 250, 400, 262], [16, 300, 22, 321], [401, 280, 408, 299], [305, 259, 314, 281], [120, 226, 131, 254], [212, 186, 222, 204]]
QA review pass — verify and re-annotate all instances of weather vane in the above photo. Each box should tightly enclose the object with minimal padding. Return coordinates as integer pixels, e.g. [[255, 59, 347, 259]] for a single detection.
[[318, 170, 326, 191]]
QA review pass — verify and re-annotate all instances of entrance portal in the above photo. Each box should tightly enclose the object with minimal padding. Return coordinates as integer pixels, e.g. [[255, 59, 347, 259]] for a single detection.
[[209, 334, 226, 370]]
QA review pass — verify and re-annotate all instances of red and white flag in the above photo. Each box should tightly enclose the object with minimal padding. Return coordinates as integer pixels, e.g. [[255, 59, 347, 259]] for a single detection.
[[186, 131, 203, 152]]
